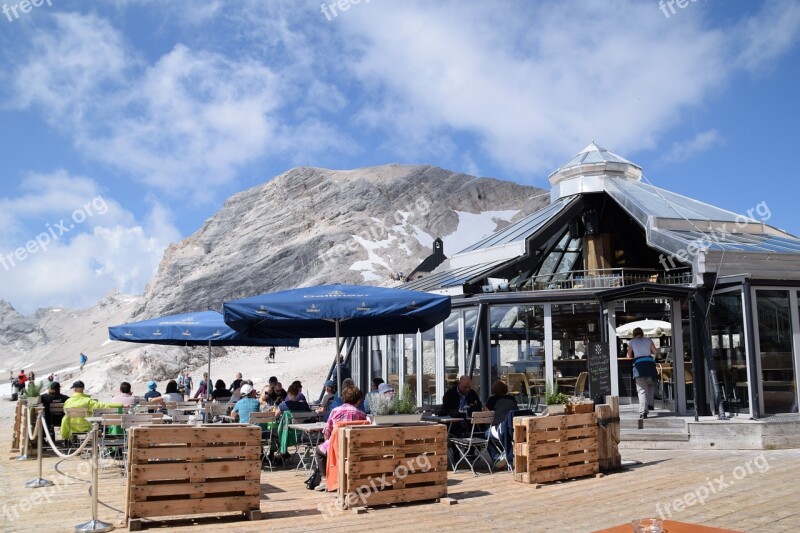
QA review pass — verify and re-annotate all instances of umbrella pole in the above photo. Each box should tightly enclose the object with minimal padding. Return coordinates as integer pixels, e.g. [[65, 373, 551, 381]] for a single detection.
[[207, 341, 212, 402], [336, 319, 342, 395]]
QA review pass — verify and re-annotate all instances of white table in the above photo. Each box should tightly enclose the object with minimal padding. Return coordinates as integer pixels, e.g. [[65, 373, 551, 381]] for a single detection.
[[288, 422, 327, 473]]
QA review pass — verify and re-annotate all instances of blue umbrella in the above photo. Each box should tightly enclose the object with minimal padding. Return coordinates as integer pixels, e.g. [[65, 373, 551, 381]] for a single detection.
[[109, 310, 298, 399], [223, 284, 451, 392]]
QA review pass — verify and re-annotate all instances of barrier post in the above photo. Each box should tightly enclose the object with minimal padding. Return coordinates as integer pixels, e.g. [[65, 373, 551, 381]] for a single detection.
[[26, 411, 54, 488], [74, 424, 115, 533]]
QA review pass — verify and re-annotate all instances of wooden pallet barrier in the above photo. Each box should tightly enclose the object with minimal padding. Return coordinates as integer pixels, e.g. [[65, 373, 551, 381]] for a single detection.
[[513, 412, 599, 486], [125, 424, 261, 530], [11, 400, 24, 453], [338, 424, 448, 510]]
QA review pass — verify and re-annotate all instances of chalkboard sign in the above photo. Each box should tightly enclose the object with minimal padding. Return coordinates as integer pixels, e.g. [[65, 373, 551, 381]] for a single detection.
[[587, 342, 611, 405]]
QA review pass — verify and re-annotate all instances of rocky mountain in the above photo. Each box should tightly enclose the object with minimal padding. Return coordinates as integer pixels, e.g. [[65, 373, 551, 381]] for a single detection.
[[135, 164, 547, 318], [1, 164, 547, 395]]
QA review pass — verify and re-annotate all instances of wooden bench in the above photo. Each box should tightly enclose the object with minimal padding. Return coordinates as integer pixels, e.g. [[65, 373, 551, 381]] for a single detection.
[[125, 424, 261, 530], [337, 424, 448, 510]]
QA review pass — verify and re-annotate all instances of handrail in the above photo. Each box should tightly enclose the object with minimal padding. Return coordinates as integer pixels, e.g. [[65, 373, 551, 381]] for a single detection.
[[520, 267, 692, 292]]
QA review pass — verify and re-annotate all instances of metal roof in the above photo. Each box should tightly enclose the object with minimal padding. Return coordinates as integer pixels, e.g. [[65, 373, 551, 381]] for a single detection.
[[456, 197, 574, 255], [552, 142, 638, 172], [660, 229, 800, 253], [401, 259, 509, 292]]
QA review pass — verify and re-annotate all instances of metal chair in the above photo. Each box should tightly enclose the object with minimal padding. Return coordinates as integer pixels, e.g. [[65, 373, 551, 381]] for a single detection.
[[249, 411, 279, 471], [63, 407, 91, 456], [451, 410, 494, 476], [656, 364, 674, 409], [205, 402, 231, 422]]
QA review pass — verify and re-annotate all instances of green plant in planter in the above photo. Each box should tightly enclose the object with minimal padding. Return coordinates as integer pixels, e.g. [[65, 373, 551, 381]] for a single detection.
[[366, 393, 396, 415], [25, 380, 44, 398], [544, 383, 569, 406], [394, 386, 417, 415]]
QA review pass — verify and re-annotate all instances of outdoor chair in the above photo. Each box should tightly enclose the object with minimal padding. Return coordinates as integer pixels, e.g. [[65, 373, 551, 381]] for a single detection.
[[506, 373, 528, 406], [63, 407, 91, 456], [656, 364, 674, 409], [98, 413, 125, 468], [574, 372, 588, 397], [205, 402, 231, 422], [248, 411, 278, 471], [119, 414, 164, 474], [451, 410, 494, 476]]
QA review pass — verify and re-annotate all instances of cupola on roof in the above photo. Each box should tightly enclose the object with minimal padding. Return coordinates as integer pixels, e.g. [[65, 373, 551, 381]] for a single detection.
[[548, 142, 642, 200]]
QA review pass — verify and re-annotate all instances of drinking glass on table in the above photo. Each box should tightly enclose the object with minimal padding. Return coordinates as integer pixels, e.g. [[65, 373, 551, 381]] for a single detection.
[[631, 518, 662, 533]]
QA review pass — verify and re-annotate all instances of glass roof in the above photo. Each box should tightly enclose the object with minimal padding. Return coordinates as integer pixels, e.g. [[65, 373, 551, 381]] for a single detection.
[[555, 142, 637, 171], [661, 230, 800, 253], [402, 259, 508, 292], [456, 197, 574, 254], [607, 177, 745, 223]]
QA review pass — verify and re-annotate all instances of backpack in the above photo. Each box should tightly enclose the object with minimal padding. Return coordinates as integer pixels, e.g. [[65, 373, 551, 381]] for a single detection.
[[304, 467, 322, 490]]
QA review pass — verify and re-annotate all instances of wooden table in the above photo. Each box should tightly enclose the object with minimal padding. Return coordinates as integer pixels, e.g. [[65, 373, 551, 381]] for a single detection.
[[593, 520, 741, 532]]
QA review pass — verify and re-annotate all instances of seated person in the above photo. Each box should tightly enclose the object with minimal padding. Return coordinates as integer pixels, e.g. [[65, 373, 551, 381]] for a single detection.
[[275, 382, 311, 415], [268, 381, 287, 404], [291, 380, 307, 403], [143, 381, 161, 400], [441, 375, 482, 415], [228, 379, 254, 404], [111, 381, 137, 407], [484, 380, 519, 469], [364, 377, 384, 414], [260, 383, 274, 406], [160, 380, 185, 403], [316, 380, 336, 416], [60, 381, 123, 441], [229, 372, 243, 392], [211, 379, 232, 401], [326, 378, 366, 418], [231, 384, 261, 423], [40, 381, 69, 430], [310, 384, 367, 491], [440, 375, 483, 438]]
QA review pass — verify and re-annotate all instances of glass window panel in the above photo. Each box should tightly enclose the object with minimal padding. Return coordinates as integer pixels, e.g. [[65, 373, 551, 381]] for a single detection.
[[709, 291, 749, 412], [756, 290, 796, 414]]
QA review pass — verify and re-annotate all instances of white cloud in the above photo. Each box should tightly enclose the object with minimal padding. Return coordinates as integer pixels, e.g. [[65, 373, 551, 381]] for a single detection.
[[660, 129, 724, 164], [735, 1, 800, 72], [0, 172, 179, 314], [10, 13, 284, 201], [333, 0, 799, 177]]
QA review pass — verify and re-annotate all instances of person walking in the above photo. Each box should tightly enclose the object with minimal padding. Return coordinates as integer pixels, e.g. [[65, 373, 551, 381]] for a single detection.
[[627, 326, 658, 419], [268, 346, 276, 363], [79, 352, 88, 371]]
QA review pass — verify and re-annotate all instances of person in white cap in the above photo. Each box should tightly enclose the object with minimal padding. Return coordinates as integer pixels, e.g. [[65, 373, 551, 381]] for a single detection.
[[377, 382, 395, 397], [231, 383, 260, 423]]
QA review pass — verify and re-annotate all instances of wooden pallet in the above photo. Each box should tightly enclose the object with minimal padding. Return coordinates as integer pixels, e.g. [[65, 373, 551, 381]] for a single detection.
[[11, 400, 23, 452], [513, 412, 599, 486], [338, 424, 448, 510], [125, 425, 262, 530]]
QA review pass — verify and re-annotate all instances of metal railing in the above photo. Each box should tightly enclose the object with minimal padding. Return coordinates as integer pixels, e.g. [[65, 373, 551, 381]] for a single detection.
[[521, 268, 692, 292]]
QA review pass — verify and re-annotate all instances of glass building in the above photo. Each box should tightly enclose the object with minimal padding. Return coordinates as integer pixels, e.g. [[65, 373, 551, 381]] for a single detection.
[[347, 143, 800, 418]]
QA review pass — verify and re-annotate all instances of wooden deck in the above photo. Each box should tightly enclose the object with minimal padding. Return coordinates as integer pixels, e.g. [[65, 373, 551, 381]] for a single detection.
[[2, 401, 800, 532]]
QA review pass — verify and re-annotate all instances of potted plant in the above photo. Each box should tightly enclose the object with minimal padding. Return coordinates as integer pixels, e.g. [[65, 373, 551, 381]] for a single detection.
[[368, 386, 423, 424], [543, 384, 569, 415], [566, 395, 595, 414], [25, 380, 44, 405]]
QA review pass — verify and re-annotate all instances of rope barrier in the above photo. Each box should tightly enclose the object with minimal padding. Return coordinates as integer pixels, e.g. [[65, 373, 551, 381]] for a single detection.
[[24, 404, 41, 442], [40, 414, 97, 459]]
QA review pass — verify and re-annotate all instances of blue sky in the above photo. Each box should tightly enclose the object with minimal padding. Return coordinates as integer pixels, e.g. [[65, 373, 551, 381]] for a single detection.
[[1, 0, 799, 314]]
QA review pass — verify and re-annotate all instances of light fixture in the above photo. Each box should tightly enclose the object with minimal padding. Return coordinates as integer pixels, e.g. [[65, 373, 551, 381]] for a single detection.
[[588, 322, 596, 333]]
